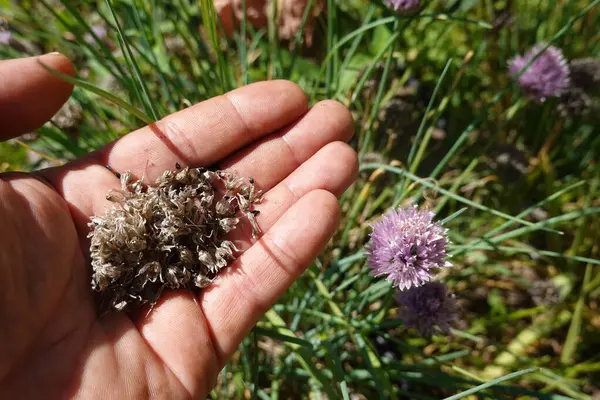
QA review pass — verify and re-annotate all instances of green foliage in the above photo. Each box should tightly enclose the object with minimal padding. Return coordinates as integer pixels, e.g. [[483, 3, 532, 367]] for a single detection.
[[2, 0, 600, 398]]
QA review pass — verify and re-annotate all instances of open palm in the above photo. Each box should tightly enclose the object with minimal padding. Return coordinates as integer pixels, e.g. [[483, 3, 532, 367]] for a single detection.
[[0, 54, 357, 399]]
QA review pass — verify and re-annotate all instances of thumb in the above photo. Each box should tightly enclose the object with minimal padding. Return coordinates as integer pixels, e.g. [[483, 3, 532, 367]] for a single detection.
[[0, 52, 75, 140]]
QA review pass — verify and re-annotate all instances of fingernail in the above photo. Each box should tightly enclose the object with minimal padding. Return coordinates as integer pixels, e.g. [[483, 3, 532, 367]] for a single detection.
[[47, 51, 61, 56]]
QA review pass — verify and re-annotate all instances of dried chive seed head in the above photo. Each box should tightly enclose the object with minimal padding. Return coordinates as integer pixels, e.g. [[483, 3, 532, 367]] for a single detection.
[[489, 143, 528, 182], [558, 87, 593, 117], [88, 166, 263, 313], [366, 205, 451, 291], [395, 281, 458, 336], [556, 57, 600, 117], [569, 57, 600, 90], [380, 95, 418, 133], [528, 280, 561, 307]]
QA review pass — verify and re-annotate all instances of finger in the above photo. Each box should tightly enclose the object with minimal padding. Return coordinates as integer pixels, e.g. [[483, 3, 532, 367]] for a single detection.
[[220, 99, 354, 189], [135, 144, 356, 394], [229, 141, 358, 249], [201, 190, 340, 365], [0, 53, 75, 140], [278, 141, 358, 199]]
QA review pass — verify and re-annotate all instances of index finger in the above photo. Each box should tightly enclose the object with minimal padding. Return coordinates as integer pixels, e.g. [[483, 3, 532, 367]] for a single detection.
[[0, 53, 75, 140]]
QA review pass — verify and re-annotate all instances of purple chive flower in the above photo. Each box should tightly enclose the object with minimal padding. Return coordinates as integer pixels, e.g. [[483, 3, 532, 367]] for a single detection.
[[396, 281, 457, 336], [508, 44, 570, 103], [366, 205, 451, 290], [84, 25, 108, 44], [384, 0, 421, 12], [0, 31, 12, 45]]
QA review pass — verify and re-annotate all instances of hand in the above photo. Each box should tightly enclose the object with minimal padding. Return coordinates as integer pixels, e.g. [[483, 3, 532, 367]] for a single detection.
[[0, 53, 357, 399]]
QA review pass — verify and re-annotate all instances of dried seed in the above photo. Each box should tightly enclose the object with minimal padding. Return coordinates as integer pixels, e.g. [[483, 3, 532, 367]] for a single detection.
[[195, 275, 213, 288], [219, 217, 240, 233], [175, 247, 191, 264], [138, 261, 161, 283], [216, 197, 236, 216], [88, 164, 263, 313], [246, 212, 261, 240], [197, 250, 215, 267]]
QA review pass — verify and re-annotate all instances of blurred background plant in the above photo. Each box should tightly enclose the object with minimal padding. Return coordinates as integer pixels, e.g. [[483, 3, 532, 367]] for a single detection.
[[1, 0, 600, 398]]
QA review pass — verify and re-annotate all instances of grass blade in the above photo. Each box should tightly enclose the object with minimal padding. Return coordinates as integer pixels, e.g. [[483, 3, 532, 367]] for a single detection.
[[440, 207, 468, 224], [560, 264, 592, 364], [253, 326, 313, 349], [199, 0, 230, 92], [39, 60, 153, 125], [129, 0, 177, 112], [239, 0, 248, 85], [358, 22, 400, 160], [443, 368, 538, 400], [407, 59, 453, 168], [287, 0, 316, 78], [361, 163, 562, 233], [105, 0, 159, 121], [335, 5, 376, 98]]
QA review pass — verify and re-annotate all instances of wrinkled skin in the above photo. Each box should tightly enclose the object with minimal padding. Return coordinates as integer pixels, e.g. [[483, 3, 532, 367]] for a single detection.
[[0, 53, 357, 399]]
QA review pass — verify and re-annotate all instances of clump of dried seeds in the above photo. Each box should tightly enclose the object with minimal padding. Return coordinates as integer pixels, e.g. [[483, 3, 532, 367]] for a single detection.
[[88, 165, 263, 313]]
